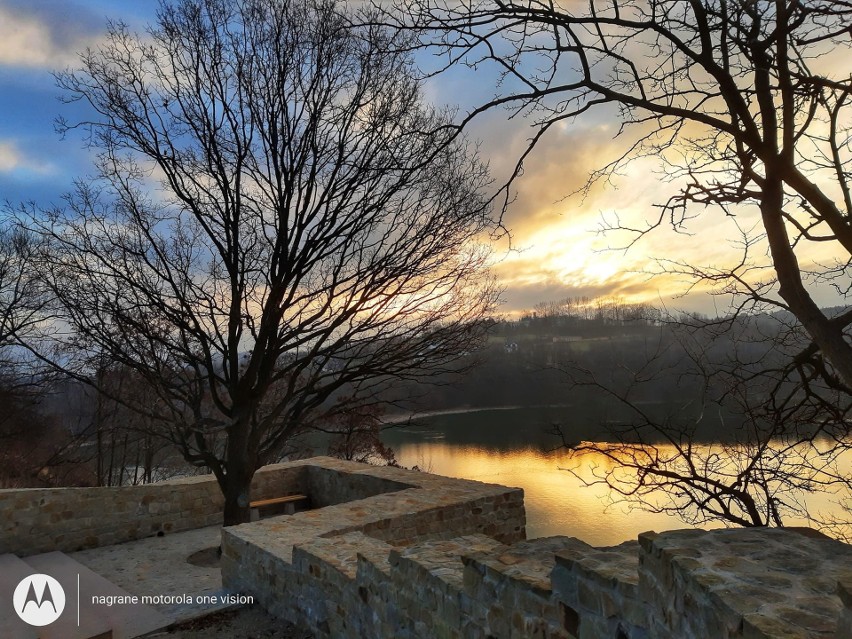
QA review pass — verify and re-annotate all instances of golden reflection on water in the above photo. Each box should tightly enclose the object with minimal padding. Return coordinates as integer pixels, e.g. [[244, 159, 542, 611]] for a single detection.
[[393, 442, 845, 546], [394, 443, 689, 546]]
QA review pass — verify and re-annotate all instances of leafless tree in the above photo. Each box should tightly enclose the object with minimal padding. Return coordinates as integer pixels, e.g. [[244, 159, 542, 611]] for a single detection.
[[25, 0, 499, 524], [0, 221, 49, 368], [554, 317, 852, 539], [83, 362, 184, 487], [322, 401, 397, 465], [382, 0, 852, 533], [387, 0, 852, 383], [0, 218, 66, 484]]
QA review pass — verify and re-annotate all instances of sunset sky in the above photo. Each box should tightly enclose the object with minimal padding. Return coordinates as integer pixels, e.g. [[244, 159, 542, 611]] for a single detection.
[[0, 0, 842, 317]]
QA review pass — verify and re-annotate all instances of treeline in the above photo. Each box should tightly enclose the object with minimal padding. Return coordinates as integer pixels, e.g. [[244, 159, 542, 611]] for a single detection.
[[492, 296, 664, 342], [1, 291, 836, 486], [382, 295, 664, 411], [385, 297, 801, 431], [527, 295, 662, 324]]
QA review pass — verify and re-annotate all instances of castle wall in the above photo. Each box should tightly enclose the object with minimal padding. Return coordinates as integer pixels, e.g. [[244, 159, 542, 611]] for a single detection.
[[229, 524, 851, 639], [219, 461, 850, 639], [4, 457, 849, 638], [0, 460, 308, 554]]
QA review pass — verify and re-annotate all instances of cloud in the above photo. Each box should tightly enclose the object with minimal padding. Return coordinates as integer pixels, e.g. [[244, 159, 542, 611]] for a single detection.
[[427, 45, 844, 317], [0, 140, 53, 174], [0, 1, 103, 69], [462, 108, 769, 314], [0, 141, 27, 172]]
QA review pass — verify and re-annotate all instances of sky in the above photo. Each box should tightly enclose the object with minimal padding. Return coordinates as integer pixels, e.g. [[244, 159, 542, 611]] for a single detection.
[[0, 0, 838, 318]]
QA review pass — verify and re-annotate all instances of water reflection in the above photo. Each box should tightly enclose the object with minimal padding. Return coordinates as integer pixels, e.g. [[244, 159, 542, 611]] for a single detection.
[[384, 407, 848, 546], [392, 442, 690, 545]]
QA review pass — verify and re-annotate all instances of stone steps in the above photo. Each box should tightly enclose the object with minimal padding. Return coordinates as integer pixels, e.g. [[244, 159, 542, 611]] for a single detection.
[[0, 551, 170, 639]]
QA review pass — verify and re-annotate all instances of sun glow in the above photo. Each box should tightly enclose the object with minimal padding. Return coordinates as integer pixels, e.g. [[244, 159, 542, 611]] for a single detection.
[[492, 215, 671, 311]]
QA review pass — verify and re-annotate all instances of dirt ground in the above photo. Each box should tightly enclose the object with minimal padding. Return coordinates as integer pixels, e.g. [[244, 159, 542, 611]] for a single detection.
[[148, 607, 313, 639]]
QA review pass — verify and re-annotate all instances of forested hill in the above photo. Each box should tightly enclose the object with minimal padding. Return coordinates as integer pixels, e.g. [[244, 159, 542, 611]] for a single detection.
[[388, 298, 851, 415], [385, 297, 665, 412]]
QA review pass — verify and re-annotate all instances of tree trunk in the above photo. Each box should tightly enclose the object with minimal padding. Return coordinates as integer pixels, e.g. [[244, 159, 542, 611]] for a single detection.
[[96, 419, 103, 487], [143, 435, 153, 484], [762, 167, 852, 388], [221, 418, 255, 527], [222, 469, 254, 526]]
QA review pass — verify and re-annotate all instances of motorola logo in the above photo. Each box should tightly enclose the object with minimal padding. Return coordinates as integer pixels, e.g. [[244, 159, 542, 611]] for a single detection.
[[13, 574, 66, 626]]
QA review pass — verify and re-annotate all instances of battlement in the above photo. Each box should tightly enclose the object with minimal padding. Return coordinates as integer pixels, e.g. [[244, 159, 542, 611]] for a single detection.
[[218, 460, 851, 639], [2, 458, 849, 638]]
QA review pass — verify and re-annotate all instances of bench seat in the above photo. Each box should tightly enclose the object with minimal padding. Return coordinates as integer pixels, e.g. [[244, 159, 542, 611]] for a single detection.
[[249, 494, 309, 520], [250, 494, 308, 508]]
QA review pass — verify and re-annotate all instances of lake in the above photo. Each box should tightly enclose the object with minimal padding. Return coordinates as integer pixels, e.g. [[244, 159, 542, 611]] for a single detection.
[[381, 406, 847, 546]]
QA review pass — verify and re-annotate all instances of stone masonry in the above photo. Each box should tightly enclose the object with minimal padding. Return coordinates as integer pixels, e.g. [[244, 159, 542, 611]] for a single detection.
[[219, 459, 852, 639], [2, 457, 850, 637], [0, 460, 310, 555], [220, 457, 528, 633]]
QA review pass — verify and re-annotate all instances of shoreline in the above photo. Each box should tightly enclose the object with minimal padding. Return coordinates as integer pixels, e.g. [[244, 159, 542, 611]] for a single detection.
[[381, 403, 573, 425]]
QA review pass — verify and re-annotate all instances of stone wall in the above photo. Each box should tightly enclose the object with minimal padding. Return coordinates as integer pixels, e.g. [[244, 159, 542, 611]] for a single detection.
[[221, 458, 528, 632], [0, 461, 309, 555], [221, 462, 851, 639], [233, 526, 851, 639], [5, 456, 849, 638], [306, 464, 411, 507]]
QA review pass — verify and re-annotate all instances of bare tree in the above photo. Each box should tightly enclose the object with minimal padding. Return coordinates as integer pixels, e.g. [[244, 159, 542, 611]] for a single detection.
[[27, 0, 499, 525], [0, 221, 48, 364], [554, 317, 851, 538], [389, 0, 852, 384], [84, 362, 183, 487], [322, 401, 397, 466], [0, 218, 66, 485], [382, 0, 852, 532]]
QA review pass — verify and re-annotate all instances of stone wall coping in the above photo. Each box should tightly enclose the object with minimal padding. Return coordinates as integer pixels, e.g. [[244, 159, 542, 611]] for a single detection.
[[636, 529, 659, 552], [398, 534, 506, 589], [347, 533, 396, 579], [223, 458, 524, 566], [463, 536, 583, 597], [554, 540, 641, 598], [225, 487, 416, 563], [643, 527, 852, 639], [293, 532, 371, 580]]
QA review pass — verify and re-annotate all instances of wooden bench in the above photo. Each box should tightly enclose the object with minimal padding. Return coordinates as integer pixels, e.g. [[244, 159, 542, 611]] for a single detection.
[[249, 494, 309, 521]]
